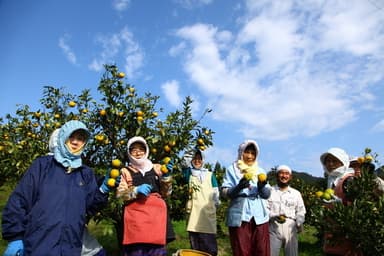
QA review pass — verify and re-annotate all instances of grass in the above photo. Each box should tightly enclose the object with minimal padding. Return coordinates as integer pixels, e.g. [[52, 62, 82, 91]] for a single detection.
[[87, 219, 321, 256], [0, 184, 322, 255]]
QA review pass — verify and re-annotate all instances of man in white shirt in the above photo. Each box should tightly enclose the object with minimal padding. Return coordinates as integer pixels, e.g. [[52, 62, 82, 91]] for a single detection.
[[268, 165, 306, 256]]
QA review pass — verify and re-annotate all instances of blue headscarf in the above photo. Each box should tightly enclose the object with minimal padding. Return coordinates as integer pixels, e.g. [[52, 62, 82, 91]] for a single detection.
[[54, 120, 89, 171]]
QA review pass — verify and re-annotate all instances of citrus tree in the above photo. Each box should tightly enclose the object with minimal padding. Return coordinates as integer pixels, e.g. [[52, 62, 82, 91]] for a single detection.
[[311, 149, 384, 255], [0, 64, 214, 245]]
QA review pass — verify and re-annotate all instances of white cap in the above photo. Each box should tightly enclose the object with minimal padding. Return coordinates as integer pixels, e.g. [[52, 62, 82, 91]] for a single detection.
[[320, 147, 349, 167], [277, 164, 292, 174]]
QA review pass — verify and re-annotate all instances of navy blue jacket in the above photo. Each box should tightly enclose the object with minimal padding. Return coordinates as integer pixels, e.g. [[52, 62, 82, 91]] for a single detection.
[[2, 155, 108, 255]]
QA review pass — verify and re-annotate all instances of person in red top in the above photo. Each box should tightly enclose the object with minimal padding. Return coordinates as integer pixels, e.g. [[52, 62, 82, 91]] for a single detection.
[[320, 147, 361, 256]]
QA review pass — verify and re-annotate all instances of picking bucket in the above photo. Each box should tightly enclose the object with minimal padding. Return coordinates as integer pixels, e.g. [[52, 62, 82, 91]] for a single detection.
[[173, 249, 212, 256]]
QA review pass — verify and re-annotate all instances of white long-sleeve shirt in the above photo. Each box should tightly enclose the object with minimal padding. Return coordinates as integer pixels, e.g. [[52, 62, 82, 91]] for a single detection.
[[267, 185, 306, 226]]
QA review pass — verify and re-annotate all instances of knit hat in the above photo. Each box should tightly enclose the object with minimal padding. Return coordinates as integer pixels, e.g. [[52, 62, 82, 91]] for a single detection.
[[54, 120, 89, 169], [277, 164, 292, 174]]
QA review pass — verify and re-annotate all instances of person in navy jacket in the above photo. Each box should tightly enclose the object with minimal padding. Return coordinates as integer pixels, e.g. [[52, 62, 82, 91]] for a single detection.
[[2, 120, 113, 256]]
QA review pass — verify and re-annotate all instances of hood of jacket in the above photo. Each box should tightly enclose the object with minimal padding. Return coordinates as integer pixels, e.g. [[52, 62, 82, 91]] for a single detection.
[[54, 120, 89, 170]]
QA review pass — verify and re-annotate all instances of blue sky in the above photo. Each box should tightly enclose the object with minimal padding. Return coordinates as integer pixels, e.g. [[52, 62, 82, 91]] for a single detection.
[[1, 0, 384, 177]]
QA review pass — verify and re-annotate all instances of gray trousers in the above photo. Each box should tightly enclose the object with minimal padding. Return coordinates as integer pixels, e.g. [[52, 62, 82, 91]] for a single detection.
[[269, 218, 298, 256]]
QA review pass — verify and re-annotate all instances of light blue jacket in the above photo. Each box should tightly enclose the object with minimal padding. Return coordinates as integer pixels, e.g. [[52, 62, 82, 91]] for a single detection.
[[221, 162, 270, 227]]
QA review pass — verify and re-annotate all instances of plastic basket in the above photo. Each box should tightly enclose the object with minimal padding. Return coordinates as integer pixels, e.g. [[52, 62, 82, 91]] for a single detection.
[[173, 249, 212, 256]]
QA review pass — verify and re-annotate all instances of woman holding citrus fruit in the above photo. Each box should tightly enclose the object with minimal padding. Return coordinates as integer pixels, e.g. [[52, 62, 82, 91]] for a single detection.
[[116, 136, 174, 256], [320, 147, 361, 256], [220, 140, 271, 256]]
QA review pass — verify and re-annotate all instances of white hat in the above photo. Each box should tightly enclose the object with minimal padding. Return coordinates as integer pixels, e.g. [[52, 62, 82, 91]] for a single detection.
[[277, 164, 292, 174], [320, 147, 349, 167]]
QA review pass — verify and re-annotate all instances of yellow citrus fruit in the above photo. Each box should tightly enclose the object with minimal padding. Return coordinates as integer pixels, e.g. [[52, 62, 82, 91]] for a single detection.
[[136, 111, 144, 117], [325, 188, 334, 195], [322, 192, 332, 200], [258, 173, 267, 182], [107, 178, 116, 187], [68, 101, 76, 107], [117, 72, 125, 78], [110, 169, 120, 179], [168, 140, 176, 147], [82, 109, 88, 113], [315, 191, 324, 198], [277, 215, 286, 223], [365, 155, 373, 162], [95, 134, 104, 142], [129, 87, 135, 93], [162, 157, 171, 165], [164, 145, 171, 153], [151, 148, 157, 154], [197, 138, 204, 145], [111, 159, 122, 168], [99, 109, 107, 116], [137, 116, 144, 122], [244, 172, 254, 181], [152, 112, 158, 117], [160, 164, 168, 174], [357, 157, 365, 164], [34, 112, 41, 118]]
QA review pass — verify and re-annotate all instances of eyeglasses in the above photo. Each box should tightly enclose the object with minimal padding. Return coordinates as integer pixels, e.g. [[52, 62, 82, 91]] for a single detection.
[[130, 148, 146, 154]]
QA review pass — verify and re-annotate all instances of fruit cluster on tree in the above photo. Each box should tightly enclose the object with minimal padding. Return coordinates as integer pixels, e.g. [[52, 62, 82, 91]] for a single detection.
[[0, 64, 214, 242]]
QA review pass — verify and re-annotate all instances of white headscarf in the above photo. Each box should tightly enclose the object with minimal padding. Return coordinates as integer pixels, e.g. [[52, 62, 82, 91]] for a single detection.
[[190, 149, 208, 182], [236, 140, 259, 175], [127, 136, 153, 175], [320, 147, 353, 188]]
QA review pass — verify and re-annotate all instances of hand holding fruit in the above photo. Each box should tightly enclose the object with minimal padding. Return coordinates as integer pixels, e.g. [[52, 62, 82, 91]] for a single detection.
[[100, 169, 121, 193], [160, 158, 174, 177], [227, 177, 250, 199], [315, 188, 341, 203], [257, 173, 268, 188], [238, 177, 250, 189], [257, 173, 271, 199]]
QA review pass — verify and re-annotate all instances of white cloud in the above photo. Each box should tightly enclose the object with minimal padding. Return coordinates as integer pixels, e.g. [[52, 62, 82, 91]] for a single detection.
[[112, 0, 131, 12], [204, 145, 235, 168], [88, 27, 144, 79], [161, 80, 183, 107], [171, 0, 384, 140], [372, 120, 384, 132], [58, 34, 77, 65], [174, 0, 214, 9]]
